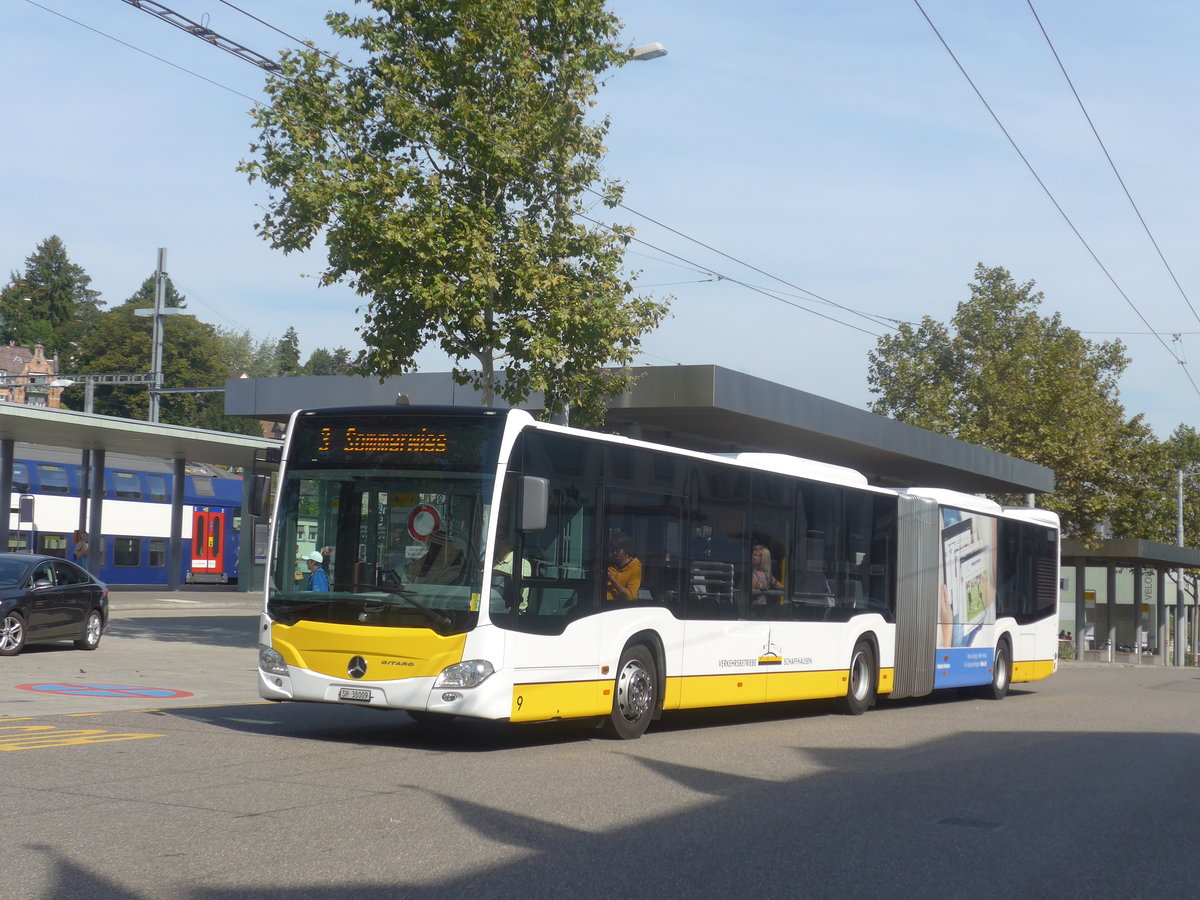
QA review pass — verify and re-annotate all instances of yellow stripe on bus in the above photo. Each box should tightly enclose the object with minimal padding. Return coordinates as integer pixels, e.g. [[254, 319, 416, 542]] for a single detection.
[[509, 667, 897, 722], [511, 680, 611, 722], [272, 621, 466, 680], [1012, 659, 1055, 683]]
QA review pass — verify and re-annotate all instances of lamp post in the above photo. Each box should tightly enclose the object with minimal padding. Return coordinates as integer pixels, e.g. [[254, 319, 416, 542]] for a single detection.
[[1175, 468, 1200, 666]]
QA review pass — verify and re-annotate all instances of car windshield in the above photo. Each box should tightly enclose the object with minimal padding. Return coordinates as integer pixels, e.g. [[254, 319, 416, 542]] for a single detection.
[[0, 557, 31, 587], [267, 470, 491, 635]]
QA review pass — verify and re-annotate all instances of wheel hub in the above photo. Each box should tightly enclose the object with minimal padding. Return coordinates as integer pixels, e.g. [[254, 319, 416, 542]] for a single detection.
[[616, 661, 652, 722]]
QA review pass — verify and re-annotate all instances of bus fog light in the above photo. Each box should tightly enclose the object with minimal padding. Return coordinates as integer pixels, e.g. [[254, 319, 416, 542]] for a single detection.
[[259, 646, 288, 676], [441, 692, 462, 703], [434, 660, 494, 689]]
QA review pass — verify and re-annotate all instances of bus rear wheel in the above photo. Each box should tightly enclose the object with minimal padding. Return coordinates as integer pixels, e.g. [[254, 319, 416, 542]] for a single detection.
[[980, 639, 1011, 700], [603, 645, 657, 740], [842, 640, 876, 715]]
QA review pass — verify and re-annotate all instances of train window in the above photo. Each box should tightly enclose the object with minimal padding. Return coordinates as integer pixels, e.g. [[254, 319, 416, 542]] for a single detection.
[[36, 464, 70, 494], [192, 476, 215, 497], [113, 471, 142, 500], [12, 463, 29, 491], [147, 474, 168, 502], [7, 533, 29, 552], [114, 537, 141, 567], [149, 539, 167, 568], [38, 534, 68, 558]]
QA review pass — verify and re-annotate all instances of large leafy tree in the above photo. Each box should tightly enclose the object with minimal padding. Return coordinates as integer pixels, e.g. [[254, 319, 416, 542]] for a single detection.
[[240, 0, 668, 426], [867, 264, 1159, 542], [0, 235, 104, 369]]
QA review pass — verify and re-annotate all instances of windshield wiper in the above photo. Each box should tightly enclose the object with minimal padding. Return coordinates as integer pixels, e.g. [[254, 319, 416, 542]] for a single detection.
[[386, 586, 453, 629]]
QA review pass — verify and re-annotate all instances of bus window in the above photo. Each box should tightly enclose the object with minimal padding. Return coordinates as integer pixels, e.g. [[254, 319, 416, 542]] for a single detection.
[[748, 472, 792, 619], [503, 430, 602, 633], [685, 460, 749, 620]]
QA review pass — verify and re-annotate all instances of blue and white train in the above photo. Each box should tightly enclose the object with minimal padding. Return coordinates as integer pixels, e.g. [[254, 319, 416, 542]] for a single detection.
[[5, 444, 244, 585]]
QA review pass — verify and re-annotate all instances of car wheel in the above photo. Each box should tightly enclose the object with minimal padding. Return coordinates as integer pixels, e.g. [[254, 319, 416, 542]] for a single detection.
[[75, 609, 103, 651], [0, 611, 27, 656]]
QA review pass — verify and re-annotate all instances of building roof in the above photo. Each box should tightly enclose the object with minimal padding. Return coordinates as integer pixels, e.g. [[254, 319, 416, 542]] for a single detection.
[[224, 365, 1054, 495], [1061, 538, 1200, 569]]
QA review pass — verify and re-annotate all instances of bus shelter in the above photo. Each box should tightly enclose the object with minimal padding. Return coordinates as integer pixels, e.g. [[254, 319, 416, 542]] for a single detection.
[[0, 401, 280, 590], [1061, 539, 1200, 666]]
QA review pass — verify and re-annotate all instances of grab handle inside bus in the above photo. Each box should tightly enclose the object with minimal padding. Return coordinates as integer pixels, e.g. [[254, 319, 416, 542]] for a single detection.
[[520, 476, 549, 532]]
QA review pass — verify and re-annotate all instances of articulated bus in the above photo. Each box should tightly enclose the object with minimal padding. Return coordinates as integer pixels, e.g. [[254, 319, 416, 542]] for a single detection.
[[257, 406, 1060, 738]]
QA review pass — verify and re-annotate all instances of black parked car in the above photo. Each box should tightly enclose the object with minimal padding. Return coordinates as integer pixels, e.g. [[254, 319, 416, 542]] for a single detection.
[[0, 553, 108, 656]]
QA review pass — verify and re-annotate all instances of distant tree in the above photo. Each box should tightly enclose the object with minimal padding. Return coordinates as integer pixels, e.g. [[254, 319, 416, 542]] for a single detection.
[[276, 326, 302, 376], [304, 346, 354, 376], [0, 235, 104, 369], [868, 264, 1156, 542], [240, 0, 668, 426]]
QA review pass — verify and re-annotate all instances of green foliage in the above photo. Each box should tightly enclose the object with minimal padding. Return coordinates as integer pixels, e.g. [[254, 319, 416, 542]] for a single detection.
[[240, 0, 668, 426], [868, 264, 1158, 542], [0, 235, 104, 369]]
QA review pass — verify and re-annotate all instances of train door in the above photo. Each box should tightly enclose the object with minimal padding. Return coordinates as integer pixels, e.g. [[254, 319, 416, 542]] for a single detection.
[[190, 509, 227, 583]]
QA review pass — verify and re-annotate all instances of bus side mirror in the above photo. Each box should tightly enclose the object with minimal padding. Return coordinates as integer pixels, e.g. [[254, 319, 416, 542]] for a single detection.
[[250, 474, 271, 518], [520, 476, 549, 532]]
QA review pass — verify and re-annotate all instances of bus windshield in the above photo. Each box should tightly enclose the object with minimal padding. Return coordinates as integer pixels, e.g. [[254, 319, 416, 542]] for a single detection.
[[266, 411, 505, 635]]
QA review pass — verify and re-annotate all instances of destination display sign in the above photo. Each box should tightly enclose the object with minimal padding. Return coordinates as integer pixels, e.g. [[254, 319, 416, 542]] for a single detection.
[[288, 412, 503, 471]]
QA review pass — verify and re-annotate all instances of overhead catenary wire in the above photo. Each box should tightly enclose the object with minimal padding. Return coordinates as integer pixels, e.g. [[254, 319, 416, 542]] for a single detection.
[[913, 0, 1200, 402], [1026, 0, 1200, 328]]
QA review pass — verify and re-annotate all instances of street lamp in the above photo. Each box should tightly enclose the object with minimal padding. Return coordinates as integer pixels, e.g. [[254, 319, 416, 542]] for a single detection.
[[1175, 467, 1200, 666], [629, 42, 668, 61]]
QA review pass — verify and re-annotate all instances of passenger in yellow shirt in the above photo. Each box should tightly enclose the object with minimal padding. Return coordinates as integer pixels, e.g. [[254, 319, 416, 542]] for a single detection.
[[605, 532, 642, 602]]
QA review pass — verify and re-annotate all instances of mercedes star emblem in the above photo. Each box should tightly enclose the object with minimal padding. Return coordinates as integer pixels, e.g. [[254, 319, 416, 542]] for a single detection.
[[348, 656, 368, 679]]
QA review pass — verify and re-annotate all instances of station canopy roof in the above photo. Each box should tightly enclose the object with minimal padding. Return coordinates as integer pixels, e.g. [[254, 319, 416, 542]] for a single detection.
[[0, 401, 280, 469], [224, 365, 1053, 495]]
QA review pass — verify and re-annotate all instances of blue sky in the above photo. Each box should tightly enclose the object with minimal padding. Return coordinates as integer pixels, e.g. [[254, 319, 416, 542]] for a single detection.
[[4, 1, 1199, 438]]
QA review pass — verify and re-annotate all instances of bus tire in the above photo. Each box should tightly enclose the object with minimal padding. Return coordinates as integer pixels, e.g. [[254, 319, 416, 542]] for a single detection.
[[842, 639, 876, 715], [980, 638, 1012, 700], [603, 644, 657, 740]]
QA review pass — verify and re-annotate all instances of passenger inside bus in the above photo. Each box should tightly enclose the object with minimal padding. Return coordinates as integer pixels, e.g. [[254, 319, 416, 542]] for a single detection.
[[606, 532, 642, 602], [303, 550, 329, 591], [750, 543, 784, 613]]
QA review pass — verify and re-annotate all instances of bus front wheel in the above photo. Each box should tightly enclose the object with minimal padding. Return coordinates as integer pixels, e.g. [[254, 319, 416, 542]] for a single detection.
[[843, 640, 876, 715], [603, 645, 657, 740]]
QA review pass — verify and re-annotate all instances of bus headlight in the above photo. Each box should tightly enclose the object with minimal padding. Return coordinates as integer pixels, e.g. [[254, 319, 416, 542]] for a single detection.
[[259, 646, 289, 676], [434, 660, 494, 689]]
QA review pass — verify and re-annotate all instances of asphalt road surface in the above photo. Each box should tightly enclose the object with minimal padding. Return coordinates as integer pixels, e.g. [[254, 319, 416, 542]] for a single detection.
[[2, 601, 1199, 898]]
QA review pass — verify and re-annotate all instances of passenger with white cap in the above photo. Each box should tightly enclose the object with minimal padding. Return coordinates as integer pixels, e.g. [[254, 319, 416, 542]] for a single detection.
[[303, 550, 329, 591]]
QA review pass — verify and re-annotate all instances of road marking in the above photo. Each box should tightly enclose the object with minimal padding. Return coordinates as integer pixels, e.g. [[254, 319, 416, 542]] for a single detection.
[[0, 723, 163, 751], [159, 598, 202, 604], [15, 683, 195, 699]]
